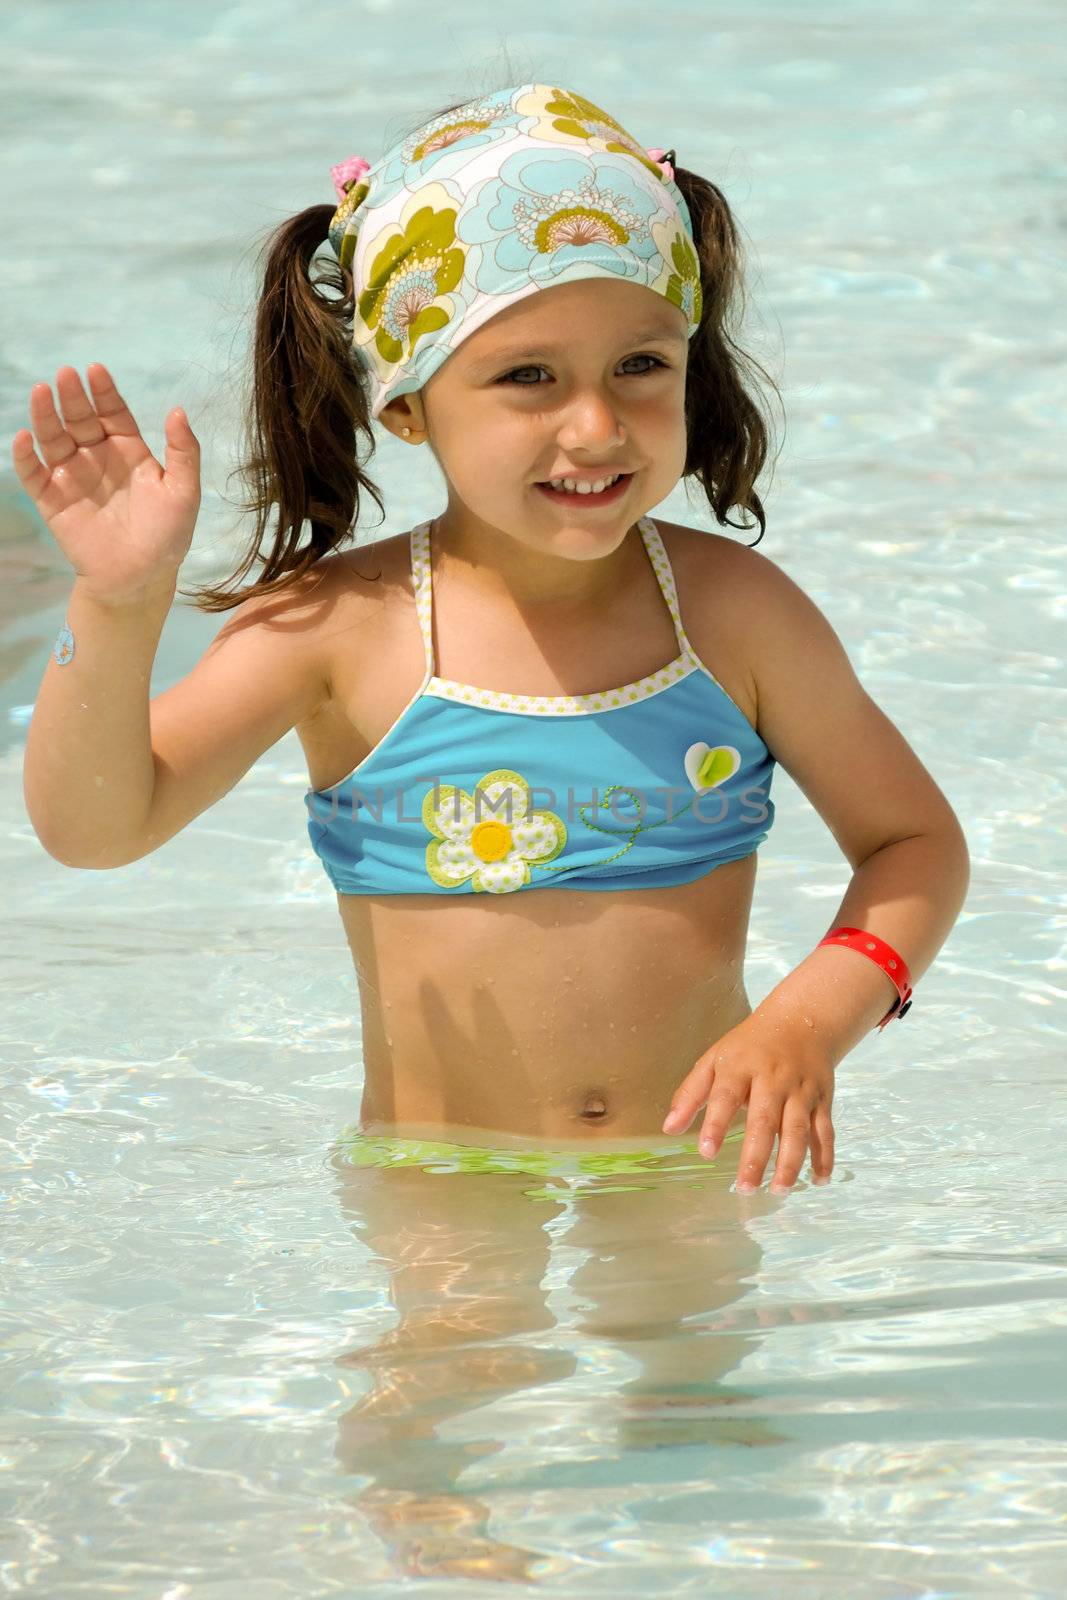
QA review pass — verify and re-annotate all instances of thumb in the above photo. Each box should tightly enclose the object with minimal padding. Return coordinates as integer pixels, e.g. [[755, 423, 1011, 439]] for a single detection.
[[162, 405, 200, 492]]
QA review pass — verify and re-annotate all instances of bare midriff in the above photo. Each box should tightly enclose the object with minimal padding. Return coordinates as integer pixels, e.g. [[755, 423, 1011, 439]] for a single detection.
[[299, 517, 762, 1152], [335, 854, 755, 1150]]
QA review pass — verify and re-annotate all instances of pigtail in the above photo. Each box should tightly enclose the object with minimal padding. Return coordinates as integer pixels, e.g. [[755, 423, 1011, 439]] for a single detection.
[[672, 165, 782, 548], [181, 204, 385, 612]]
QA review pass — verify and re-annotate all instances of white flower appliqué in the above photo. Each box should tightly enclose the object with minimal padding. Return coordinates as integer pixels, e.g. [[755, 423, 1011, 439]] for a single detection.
[[422, 767, 567, 893]]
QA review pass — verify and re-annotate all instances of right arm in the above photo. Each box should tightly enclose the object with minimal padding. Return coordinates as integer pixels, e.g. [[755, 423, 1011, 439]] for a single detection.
[[24, 574, 330, 868], [14, 362, 331, 870]]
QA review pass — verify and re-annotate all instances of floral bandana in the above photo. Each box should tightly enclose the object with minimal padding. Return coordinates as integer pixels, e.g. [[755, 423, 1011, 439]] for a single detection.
[[324, 83, 703, 420]]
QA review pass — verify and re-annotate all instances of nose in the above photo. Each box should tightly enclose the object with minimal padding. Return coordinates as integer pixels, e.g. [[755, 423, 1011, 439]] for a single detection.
[[558, 393, 626, 453]]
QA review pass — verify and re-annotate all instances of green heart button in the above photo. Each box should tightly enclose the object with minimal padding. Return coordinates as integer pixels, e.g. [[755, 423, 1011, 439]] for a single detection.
[[697, 747, 737, 787], [684, 741, 742, 792]]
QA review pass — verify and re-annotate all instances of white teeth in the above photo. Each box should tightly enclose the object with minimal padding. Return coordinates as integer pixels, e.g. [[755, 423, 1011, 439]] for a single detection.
[[546, 474, 622, 494]]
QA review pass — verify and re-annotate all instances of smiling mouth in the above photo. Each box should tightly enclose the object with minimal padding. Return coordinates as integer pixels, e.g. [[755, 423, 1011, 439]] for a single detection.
[[535, 473, 634, 503]]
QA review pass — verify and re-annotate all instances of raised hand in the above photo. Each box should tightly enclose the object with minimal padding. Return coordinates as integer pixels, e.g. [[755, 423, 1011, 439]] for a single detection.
[[10, 363, 201, 606]]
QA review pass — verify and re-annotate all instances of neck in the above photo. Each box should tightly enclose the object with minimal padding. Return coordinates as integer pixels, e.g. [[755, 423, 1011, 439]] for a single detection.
[[430, 510, 644, 610]]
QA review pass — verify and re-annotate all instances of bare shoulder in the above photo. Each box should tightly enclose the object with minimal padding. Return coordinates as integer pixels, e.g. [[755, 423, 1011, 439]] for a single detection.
[[658, 520, 965, 861], [652, 515, 779, 598], [664, 519, 847, 679], [287, 532, 420, 789], [286, 533, 401, 619], [649, 517, 777, 729], [280, 533, 406, 705], [652, 516, 838, 709], [212, 539, 389, 636]]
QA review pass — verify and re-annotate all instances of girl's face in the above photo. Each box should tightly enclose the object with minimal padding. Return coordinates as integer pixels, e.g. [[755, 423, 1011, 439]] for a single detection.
[[387, 278, 690, 560]]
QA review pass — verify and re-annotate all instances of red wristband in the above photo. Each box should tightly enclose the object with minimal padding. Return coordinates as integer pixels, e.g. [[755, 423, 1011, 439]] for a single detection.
[[817, 926, 913, 1032]]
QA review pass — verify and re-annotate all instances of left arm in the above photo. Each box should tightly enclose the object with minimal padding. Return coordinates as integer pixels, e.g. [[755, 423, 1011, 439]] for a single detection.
[[663, 545, 970, 1190]]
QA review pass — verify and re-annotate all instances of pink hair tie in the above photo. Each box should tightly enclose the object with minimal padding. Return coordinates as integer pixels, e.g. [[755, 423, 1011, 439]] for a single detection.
[[646, 146, 677, 182], [331, 154, 371, 202]]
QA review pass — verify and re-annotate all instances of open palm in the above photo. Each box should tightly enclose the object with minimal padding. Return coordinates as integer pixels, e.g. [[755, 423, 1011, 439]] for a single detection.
[[10, 363, 201, 604]]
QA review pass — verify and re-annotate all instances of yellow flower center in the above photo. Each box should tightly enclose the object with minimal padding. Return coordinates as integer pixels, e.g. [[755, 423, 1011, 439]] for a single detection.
[[469, 819, 513, 863]]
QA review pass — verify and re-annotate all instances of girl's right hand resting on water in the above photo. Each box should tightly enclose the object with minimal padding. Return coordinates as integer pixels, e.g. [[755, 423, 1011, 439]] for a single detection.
[[9, 363, 200, 607]]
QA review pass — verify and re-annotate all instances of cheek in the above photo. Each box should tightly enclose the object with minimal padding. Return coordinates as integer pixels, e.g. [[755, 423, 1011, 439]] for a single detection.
[[451, 413, 534, 475], [648, 383, 687, 422]]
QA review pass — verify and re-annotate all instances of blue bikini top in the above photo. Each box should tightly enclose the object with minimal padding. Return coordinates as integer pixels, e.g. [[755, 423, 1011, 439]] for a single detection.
[[305, 515, 776, 896]]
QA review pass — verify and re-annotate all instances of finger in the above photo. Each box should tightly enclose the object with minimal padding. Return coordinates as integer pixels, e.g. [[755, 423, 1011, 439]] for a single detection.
[[54, 365, 114, 448], [697, 1080, 747, 1157], [85, 363, 143, 439], [733, 1098, 781, 1192], [162, 405, 200, 493], [661, 1057, 717, 1133], [10, 424, 51, 500], [808, 1105, 835, 1185], [768, 1098, 814, 1193], [28, 379, 81, 468]]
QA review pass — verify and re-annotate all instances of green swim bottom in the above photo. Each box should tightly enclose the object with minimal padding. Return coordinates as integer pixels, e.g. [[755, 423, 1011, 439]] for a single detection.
[[335, 1124, 744, 1202]]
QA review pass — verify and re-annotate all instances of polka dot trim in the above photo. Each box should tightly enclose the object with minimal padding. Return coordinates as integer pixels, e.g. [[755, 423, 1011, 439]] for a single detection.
[[409, 515, 702, 717]]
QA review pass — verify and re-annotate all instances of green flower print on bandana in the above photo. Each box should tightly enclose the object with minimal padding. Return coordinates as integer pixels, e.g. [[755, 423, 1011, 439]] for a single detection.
[[667, 229, 703, 327], [535, 86, 674, 188], [329, 179, 371, 274], [357, 191, 466, 370]]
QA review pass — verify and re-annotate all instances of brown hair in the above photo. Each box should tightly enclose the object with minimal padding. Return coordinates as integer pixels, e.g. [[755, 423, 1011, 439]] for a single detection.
[[181, 97, 782, 613]]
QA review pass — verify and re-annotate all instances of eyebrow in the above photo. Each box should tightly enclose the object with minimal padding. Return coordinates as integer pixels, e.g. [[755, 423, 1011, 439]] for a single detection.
[[466, 327, 688, 374]]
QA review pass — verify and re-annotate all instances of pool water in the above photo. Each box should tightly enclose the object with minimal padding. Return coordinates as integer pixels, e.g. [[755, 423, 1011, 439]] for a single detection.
[[2, 2, 1066, 1594]]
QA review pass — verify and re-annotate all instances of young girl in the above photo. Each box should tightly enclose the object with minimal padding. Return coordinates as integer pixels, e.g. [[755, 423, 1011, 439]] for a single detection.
[[15, 81, 969, 1198]]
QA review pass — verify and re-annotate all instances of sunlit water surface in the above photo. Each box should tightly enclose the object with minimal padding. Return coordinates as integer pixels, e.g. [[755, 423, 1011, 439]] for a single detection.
[[2, 1, 1065, 1594]]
